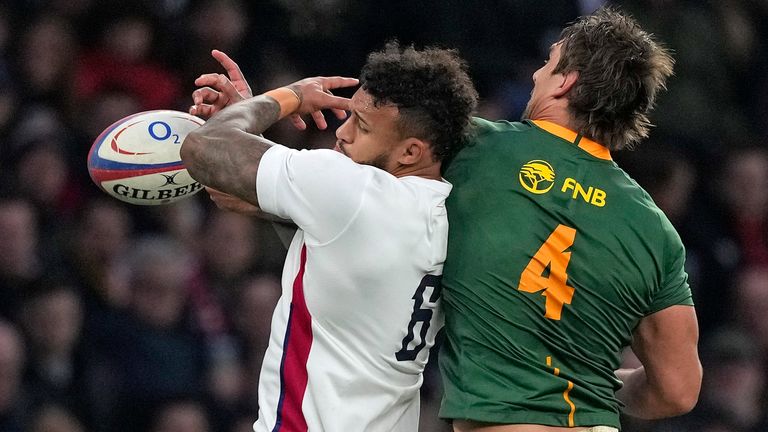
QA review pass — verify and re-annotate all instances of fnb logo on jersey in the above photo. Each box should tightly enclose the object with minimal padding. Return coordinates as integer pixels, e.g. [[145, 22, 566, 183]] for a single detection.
[[519, 160, 556, 194]]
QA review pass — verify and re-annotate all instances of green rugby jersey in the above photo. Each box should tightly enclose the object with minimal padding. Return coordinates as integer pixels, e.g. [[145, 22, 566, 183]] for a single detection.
[[439, 118, 693, 429]]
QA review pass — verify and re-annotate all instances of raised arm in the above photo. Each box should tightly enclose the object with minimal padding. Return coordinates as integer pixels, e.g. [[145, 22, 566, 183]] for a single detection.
[[190, 49, 349, 128], [615, 305, 702, 418], [180, 77, 358, 205]]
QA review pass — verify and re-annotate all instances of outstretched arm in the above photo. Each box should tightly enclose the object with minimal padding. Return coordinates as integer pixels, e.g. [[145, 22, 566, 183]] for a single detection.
[[616, 305, 702, 419], [190, 49, 348, 128], [181, 92, 279, 204], [180, 76, 358, 205]]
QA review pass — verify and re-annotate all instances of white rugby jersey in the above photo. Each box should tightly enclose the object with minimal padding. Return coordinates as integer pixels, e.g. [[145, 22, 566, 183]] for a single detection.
[[254, 145, 451, 432]]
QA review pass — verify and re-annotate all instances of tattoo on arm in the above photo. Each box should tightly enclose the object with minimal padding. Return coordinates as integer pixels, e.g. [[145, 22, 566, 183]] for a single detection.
[[181, 96, 282, 205]]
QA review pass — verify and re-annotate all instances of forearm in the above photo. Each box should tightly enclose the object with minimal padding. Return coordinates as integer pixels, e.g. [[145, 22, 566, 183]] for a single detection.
[[616, 367, 651, 417], [208, 93, 283, 135], [616, 366, 697, 419], [182, 76, 353, 203], [181, 95, 282, 204], [618, 306, 702, 419]]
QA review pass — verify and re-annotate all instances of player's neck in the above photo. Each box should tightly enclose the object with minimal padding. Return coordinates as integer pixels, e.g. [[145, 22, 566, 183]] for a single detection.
[[529, 105, 577, 132], [531, 113, 576, 130]]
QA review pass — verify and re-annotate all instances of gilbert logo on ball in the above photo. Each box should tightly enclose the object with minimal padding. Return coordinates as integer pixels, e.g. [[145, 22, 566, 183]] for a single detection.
[[88, 110, 205, 205]]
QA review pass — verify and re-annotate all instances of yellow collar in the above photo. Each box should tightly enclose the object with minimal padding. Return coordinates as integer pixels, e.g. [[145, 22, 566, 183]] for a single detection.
[[532, 120, 612, 161]]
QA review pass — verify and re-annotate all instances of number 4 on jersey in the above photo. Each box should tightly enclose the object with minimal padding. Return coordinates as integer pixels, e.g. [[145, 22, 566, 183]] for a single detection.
[[518, 225, 576, 320]]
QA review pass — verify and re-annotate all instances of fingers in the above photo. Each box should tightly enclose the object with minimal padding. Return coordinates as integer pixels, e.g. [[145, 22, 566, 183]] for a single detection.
[[290, 84, 351, 116], [190, 86, 228, 119], [211, 49, 253, 97], [194, 73, 243, 105], [194, 73, 236, 94], [311, 111, 328, 130], [318, 92, 353, 112], [192, 87, 222, 106], [189, 104, 216, 119], [319, 89, 349, 120], [191, 51, 252, 120], [290, 114, 307, 130], [331, 108, 349, 120], [211, 50, 244, 82], [320, 76, 359, 91], [194, 73, 225, 88], [268, 75, 356, 130]]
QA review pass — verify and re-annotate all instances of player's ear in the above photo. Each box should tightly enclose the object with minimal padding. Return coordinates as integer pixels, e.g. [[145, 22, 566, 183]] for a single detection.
[[554, 70, 578, 97], [397, 138, 429, 166]]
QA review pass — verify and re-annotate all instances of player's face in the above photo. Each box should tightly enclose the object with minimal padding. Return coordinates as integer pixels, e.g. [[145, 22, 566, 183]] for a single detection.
[[335, 89, 405, 172], [522, 42, 565, 120]]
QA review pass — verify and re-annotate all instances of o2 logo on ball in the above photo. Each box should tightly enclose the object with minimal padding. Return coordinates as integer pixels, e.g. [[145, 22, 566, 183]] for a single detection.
[[111, 120, 185, 157], [148, 120, 182, 144]]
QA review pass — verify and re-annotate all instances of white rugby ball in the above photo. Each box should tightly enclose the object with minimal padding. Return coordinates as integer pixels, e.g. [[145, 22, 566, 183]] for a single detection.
[[87, 110, 205, 205]]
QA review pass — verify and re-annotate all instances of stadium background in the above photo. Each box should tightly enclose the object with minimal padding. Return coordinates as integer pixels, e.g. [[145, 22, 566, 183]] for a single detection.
[[0, 0, 766, 431]]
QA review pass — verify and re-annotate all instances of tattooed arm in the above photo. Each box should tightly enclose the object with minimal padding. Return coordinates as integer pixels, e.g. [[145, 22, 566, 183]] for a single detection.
[[180, 76, 358, 206], [181, 94, 280, 204]]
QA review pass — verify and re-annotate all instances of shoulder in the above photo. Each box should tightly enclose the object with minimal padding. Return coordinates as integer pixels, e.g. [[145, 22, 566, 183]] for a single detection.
[[267, 146, 354, 166], [617, 167, 685, 252], [463, 118, 540, 154], [470, 117, 533, 138], [263, 146, 372, 180], [444, 118, 534, 177], [655, 205, 685, 253], [399, 176, 452, 201]]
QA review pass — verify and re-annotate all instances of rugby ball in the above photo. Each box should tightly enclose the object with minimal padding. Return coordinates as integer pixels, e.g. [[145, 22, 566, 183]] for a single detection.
[[88, 110, 205, 205]]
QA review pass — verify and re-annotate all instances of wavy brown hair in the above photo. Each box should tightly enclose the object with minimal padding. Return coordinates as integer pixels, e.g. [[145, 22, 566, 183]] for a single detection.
[[360, 41, 478, 162], [554, 7, 674, 150]]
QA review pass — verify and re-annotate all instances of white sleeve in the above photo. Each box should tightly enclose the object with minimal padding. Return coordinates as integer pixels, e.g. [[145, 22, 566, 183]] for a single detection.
[[256, 145, 373, 244]]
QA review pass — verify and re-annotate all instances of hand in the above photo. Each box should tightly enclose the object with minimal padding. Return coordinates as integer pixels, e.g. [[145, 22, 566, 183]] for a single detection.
[[206, 187, 293, 223], [285, 76, 359, 130], [190, 50, 253, 119], [212, 49, 253, 98], [205, 187, 262, 215]]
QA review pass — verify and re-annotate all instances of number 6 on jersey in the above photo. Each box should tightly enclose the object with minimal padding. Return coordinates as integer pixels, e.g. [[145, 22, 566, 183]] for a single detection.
[[518, 224, 577, 320], [396, 274, 442, 361]]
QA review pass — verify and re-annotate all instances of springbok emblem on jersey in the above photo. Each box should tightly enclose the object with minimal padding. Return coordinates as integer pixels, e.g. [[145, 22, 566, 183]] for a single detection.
[[519, 160, 556, 194]]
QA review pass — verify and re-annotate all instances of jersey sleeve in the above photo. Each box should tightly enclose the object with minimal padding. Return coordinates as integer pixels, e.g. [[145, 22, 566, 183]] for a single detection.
[[256, 145, 372, 244], [647, 219, 694, 314]]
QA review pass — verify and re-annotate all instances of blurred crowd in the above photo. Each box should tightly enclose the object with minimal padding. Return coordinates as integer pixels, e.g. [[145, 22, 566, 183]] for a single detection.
[[0, 0, 767, 431]]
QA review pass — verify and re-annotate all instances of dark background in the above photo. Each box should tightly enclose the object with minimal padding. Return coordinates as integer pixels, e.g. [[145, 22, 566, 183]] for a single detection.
[[0, 0, 767, 431]]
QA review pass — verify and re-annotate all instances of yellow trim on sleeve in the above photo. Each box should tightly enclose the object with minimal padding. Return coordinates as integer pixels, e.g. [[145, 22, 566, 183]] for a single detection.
[[532, 120, 612, 161]]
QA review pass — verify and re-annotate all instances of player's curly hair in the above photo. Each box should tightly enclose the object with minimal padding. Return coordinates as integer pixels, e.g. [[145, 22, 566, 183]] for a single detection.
[[360, 41, 478, 163], [554, 7, 674, 150]]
